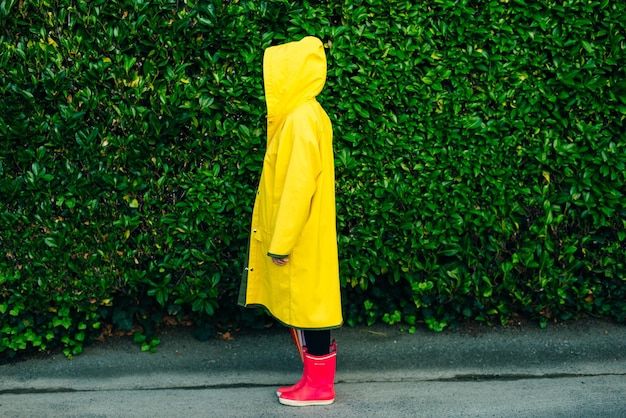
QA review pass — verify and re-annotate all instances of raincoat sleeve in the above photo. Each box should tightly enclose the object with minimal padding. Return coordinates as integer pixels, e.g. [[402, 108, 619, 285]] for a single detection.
[[268, 106, 322, 257]]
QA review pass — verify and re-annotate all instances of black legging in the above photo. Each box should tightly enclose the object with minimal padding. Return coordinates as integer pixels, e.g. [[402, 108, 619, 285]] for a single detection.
[[303, 329, 331, 356]]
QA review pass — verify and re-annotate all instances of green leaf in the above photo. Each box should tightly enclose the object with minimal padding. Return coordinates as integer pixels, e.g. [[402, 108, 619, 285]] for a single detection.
[[44, 238, 58, 248]]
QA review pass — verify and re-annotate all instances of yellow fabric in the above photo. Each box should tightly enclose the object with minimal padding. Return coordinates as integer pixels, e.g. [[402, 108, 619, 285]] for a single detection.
[[239, 37, 342, 330]]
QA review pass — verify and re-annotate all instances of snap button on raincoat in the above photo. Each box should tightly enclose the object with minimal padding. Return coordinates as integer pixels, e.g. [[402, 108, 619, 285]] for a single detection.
[[238, 37, 342, 330]]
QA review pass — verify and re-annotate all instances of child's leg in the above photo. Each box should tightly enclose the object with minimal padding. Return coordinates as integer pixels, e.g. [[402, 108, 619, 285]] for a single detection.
[[302, 329, 331, 355]]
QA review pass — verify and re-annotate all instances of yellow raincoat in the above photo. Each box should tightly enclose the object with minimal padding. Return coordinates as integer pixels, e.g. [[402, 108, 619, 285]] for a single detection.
[[238, 37, 342, 330]]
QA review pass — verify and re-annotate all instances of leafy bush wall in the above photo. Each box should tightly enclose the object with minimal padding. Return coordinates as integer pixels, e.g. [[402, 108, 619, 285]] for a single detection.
[[1, 0, 624, 357]]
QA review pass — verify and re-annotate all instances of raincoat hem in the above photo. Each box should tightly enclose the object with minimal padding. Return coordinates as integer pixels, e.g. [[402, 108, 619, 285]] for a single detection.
[[242, 303, 343, 331]]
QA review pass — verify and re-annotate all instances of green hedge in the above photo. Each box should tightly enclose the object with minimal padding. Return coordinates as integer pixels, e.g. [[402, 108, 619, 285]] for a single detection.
[[1, 0, 625, 357]]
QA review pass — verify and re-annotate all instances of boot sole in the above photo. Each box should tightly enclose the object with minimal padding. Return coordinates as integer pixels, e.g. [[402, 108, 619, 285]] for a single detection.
[[278, 397, 335, 407]]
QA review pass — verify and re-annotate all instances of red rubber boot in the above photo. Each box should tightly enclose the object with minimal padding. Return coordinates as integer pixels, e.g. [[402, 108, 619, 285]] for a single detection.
[[276, 328, 305, 397], [278, 341, 337, 406]]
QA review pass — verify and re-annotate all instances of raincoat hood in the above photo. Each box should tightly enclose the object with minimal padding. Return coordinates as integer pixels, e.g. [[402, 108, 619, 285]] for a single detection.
[[263, 36, 327, 119]]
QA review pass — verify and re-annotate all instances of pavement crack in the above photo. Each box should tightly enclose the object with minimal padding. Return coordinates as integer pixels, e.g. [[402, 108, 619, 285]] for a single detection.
[[2, 373, 625, 395], [441, 372, 626, 382], [0, 383, 276, 395], [346, 372, 626, 383]]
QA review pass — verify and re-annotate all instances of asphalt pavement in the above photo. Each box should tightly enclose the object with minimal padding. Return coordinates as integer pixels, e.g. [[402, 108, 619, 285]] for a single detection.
[[1, 317, 625, 417]]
